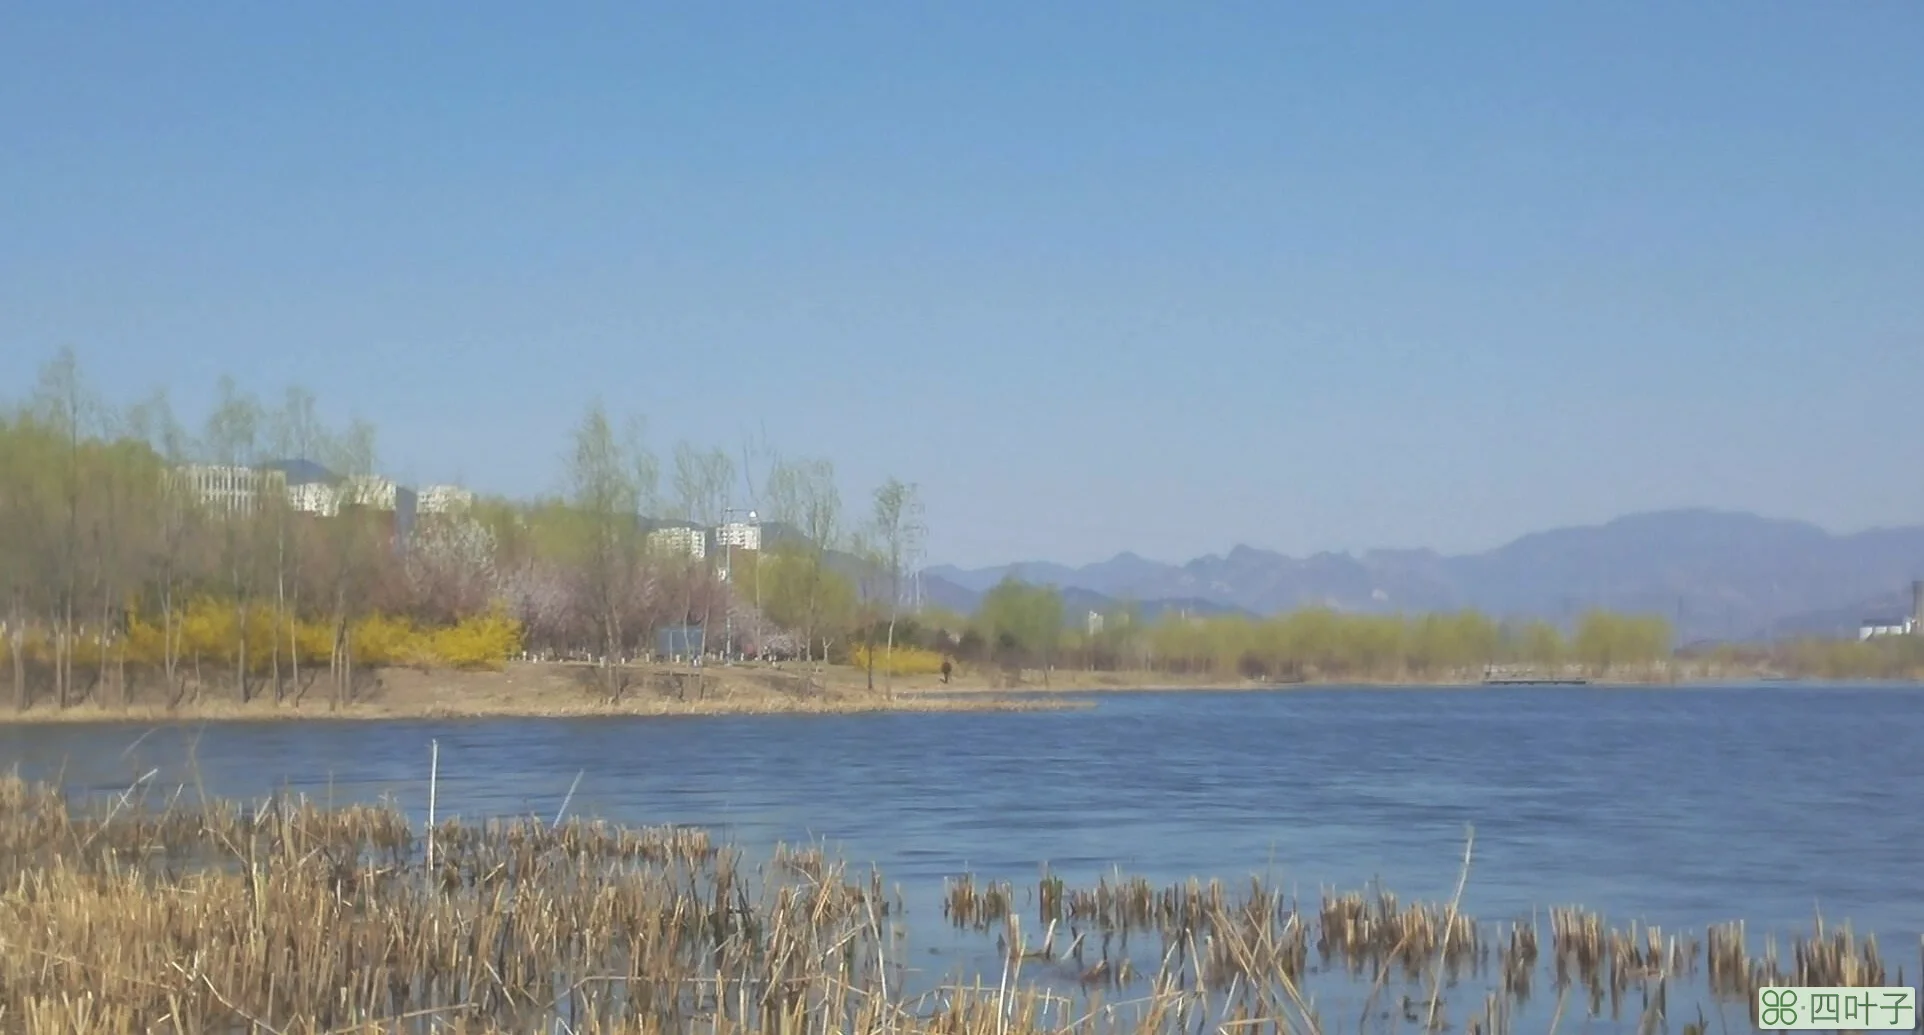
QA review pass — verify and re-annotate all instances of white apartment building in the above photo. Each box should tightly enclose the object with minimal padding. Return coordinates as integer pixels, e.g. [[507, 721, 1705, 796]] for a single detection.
[[715, 520, 762, 552], [647, 525, 707, 560], [338, 474, 402, 509], [417, 484, 475, 515], [283, 475, 412, 516], [1859, 617, 1917, 641], [1087, 611, 1105, 637], [170, 464, 418, 538], [287, 481, 340, 516], [169, 465, 288, 516]]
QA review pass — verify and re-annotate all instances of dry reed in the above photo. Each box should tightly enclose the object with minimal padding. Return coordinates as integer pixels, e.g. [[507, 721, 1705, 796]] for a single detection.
[[0, 775, 1897, 1035]]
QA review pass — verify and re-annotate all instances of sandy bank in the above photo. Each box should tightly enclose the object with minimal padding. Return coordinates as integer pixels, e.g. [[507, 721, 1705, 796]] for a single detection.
[[0, 661, 1084, 726]]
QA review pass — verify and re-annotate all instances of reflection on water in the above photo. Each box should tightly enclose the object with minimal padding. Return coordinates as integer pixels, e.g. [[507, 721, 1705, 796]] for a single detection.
[[0, 684, 1918, 1030]]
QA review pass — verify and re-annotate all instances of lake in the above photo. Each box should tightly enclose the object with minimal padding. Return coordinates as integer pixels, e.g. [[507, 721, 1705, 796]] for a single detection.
[[3, 683, 1917, 1029]]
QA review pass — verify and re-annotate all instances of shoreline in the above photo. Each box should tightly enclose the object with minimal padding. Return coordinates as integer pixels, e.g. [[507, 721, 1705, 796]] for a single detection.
[[0, 662, 1089, 727], [0, 663, 1900, 727], [0, 695, 1091, 726]]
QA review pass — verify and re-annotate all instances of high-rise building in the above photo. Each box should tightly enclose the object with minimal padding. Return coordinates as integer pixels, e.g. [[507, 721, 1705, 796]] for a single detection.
[[647, 525, 707, 560], [715, 520, 761, 552], [418, 484, 475, 515], [168, 465, 287, 515]]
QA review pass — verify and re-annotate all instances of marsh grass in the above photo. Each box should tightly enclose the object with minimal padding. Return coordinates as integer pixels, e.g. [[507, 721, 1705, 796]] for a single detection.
[[0, 776, 1901, 1035]]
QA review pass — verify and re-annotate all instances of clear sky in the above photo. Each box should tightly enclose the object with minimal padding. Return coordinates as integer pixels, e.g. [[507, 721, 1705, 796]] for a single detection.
[[4, 3, 1920, 567]]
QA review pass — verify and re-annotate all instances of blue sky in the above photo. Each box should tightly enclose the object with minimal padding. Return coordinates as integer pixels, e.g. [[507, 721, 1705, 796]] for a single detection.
[[4, 3, 1920, 567]]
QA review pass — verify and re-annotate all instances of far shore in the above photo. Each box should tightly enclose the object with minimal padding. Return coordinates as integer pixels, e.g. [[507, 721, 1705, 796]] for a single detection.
[[0, 661, 1889, 727], [0, 661, 1087, 727], [907, 667, 1799, 694]]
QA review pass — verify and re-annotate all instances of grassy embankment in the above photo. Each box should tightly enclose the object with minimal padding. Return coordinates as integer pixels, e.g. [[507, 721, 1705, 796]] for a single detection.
[[0, 775, 1888, 1034], [0, 659, 1092, 725], [0, 658, 1849, 726]]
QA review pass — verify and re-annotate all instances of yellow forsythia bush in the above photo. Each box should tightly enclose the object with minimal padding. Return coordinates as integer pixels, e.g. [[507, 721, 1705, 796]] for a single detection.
[[349, 614, 425, 667], [848, 644, 947, 676], [5, 601, 521, 673], [128, 603, 336, 669], [428, 610, 523, 670], [352, 611, 522, 670]]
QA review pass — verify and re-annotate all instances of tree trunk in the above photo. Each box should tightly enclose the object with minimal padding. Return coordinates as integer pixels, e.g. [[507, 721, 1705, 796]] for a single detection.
[[9, 603, 25, 712], [884, 617, 896, 698], [59, 598, 73, 709], [99, 594, 112, 708], [865, 616, 875, 692], [287, 605, 299, 704], [161, 578, 177, 690], [234, 591, 247, 704], [331, 612, 346, 709], [884, 564, 900, 698], [602, 610, 619, 702], [804, 554, 822, 665], [273, 528, 285, 705]]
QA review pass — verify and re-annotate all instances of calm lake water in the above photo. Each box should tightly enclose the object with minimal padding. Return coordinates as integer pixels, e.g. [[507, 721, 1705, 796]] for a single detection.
[[3, 683, 1919, 1026]]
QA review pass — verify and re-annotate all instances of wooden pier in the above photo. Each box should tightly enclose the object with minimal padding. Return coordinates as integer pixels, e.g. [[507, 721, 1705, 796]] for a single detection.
[[1481, 665, 1590, 686]]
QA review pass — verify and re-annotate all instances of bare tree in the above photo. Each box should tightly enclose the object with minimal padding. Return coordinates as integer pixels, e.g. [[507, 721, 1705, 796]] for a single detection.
[[672, 442, 734, 655], [29, 348, 96, 708], [83, 401, 140, 705], [567, 403, 645, 700], [321, 419, 378, 707], [791, 459, 841, 665], [125, 390, 197, 700], [269, 386, 326, 704], [201, 377, 265, 702], [848, 528, 887, 691], [0, 407, 59, 709], [870, 478, 925, 697]]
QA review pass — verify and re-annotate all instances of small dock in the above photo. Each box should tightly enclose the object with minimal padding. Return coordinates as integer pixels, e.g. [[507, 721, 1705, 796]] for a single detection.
[[1481, 665, 1590, 686]]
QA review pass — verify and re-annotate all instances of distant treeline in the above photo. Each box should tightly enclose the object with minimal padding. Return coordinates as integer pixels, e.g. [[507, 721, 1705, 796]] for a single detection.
[[924, 577, 1674, 681], [1687, 636, 1924, 681], [0, 348, 929, 710], [936, 580, 1924, 682], [2, 348, 1910, 715]]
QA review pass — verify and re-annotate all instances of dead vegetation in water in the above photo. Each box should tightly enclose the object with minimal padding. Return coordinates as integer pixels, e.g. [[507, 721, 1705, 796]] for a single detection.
[[0, 774, 915, 1034], [0, 776, 1900, 1035], [933, 859, 1902, 1035]]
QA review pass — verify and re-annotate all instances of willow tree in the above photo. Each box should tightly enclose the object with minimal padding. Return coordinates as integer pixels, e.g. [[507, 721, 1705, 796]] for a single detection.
[[199, 377, 268, 701], [780, 459, 841, 664], [0, 413, 61, 709], [975, 577, 1065, 683], [321, 419, 379, 708], [869, 478, 924, 695], [670, 441, 733, 655], [85, 427, 163, 705], [125, 390, 198, 698], [269, 386, 327, 703], [565, 403, 652, 701], [26, 351, 81, 707]]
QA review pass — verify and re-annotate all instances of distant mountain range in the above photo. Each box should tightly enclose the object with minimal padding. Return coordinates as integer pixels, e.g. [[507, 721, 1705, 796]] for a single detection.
[[920, 509, 1924, 643]]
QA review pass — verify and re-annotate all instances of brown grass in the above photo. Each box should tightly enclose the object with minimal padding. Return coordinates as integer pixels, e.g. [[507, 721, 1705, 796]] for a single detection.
[[0, 776, 1894, 1034], [1, 659, 1845, 727], [0, 661, 1085, 726]]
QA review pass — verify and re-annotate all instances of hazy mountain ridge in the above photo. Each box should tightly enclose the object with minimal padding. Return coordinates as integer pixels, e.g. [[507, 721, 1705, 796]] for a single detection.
[[924, 509, 1924, 642]]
